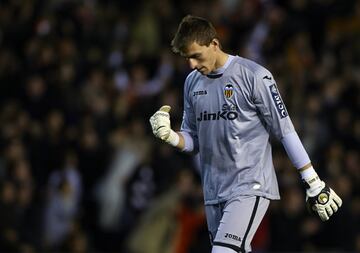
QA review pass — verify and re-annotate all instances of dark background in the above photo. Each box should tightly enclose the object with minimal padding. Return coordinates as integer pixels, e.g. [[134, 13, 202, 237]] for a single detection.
[[0, 0, 359, 252]]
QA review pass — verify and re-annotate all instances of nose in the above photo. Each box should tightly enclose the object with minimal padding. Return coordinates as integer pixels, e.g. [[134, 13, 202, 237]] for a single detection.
[[188, 58, 198, 69]]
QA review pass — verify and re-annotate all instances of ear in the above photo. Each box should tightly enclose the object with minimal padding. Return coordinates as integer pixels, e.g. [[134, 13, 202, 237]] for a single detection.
[[211, 38, 220, 50]]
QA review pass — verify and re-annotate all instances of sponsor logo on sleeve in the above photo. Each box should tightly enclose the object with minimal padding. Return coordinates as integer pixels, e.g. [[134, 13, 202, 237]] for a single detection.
[[269, 84, 288, 118]]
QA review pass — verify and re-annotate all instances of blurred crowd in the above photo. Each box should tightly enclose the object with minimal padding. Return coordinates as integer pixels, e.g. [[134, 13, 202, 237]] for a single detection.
[[0, 0, 359, 252]]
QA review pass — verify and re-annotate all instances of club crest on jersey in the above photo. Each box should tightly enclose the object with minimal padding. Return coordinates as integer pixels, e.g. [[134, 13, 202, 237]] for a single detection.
[[224, 84, 234, 99]]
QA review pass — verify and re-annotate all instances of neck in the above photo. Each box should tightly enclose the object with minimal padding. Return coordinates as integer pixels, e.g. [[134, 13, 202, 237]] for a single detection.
[[214, 50, 229, 70]]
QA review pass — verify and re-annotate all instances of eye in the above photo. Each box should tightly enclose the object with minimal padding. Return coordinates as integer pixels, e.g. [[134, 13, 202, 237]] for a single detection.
[[185, 53, 202, 61]]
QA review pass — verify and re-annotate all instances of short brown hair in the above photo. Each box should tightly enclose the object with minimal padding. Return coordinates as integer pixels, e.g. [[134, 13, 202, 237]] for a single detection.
[[171, 15, 217, 55]]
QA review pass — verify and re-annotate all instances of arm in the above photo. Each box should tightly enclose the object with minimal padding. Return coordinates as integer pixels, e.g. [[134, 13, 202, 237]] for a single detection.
[[149, 105, 191, 151], [253, 69, 342, 221], [281, 132, 342, 221], [149, 72, 198, 153]]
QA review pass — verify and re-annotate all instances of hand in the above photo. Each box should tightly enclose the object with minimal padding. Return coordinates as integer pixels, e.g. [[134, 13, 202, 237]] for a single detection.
[[150, 105, 171, 140], [306, 181, 342, 221], [149, 105, 179, 146]]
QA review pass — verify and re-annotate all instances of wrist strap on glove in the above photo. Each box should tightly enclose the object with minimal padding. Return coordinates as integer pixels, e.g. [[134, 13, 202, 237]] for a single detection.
[[300, 166, 323, 197], [167, 129, 180, 147]]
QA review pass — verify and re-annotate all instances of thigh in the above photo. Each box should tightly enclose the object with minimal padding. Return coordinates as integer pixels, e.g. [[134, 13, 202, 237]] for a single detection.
[[214, 196, 270, 253]]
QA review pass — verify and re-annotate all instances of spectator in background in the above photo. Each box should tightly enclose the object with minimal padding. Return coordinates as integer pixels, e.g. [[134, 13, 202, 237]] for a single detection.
[[127, 169, 207, 253], [94, 118, 152, 251], [0, 0, 358, 252], [43, 151, 82, 250]]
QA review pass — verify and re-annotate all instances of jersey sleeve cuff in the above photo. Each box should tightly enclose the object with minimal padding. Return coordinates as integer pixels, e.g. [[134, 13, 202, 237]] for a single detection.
[[179, 131, 194, 152]]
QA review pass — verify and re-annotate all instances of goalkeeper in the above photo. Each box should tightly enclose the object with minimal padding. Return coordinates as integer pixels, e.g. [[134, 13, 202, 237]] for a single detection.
[[150, 15, 342, 253]]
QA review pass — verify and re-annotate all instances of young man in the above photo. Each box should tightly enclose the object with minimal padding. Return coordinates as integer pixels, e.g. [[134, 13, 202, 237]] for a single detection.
[[149, 15, 342, 253]]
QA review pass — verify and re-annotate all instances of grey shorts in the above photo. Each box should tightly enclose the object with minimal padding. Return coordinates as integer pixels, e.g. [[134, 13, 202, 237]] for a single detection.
[[205, 195, 270, 253]]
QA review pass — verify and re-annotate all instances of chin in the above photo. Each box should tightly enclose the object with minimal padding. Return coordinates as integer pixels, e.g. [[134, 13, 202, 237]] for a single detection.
[[198, 69, 209, 75]]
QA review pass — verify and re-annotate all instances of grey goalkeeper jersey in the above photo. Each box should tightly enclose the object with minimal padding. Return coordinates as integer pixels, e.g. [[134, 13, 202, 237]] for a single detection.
[[180, 55, 295, 205]]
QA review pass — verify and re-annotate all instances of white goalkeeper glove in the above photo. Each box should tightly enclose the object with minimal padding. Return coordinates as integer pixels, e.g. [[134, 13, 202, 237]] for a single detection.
[[303, 167, 342, 221], [149, 105, 179, 147]]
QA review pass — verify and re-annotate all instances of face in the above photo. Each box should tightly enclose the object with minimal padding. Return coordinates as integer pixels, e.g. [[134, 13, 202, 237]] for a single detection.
[[183, 40, 218, 75]]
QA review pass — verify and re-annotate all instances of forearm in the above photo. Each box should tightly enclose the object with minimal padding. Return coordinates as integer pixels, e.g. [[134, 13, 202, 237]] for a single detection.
[[177, 131, 197, 153], [298, 163, 320, 186], [176, 132, 185, 150], [281, 132, 342, 221], [281, 132, 311, 169], [149, 105, 196, 152], [299, 163, 313, 171], [159, 130, 183, 149], [281, 132, 322, 194]]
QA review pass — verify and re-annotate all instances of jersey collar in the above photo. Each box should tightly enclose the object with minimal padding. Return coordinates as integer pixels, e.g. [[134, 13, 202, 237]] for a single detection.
[[206, 54, 235, 79]]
